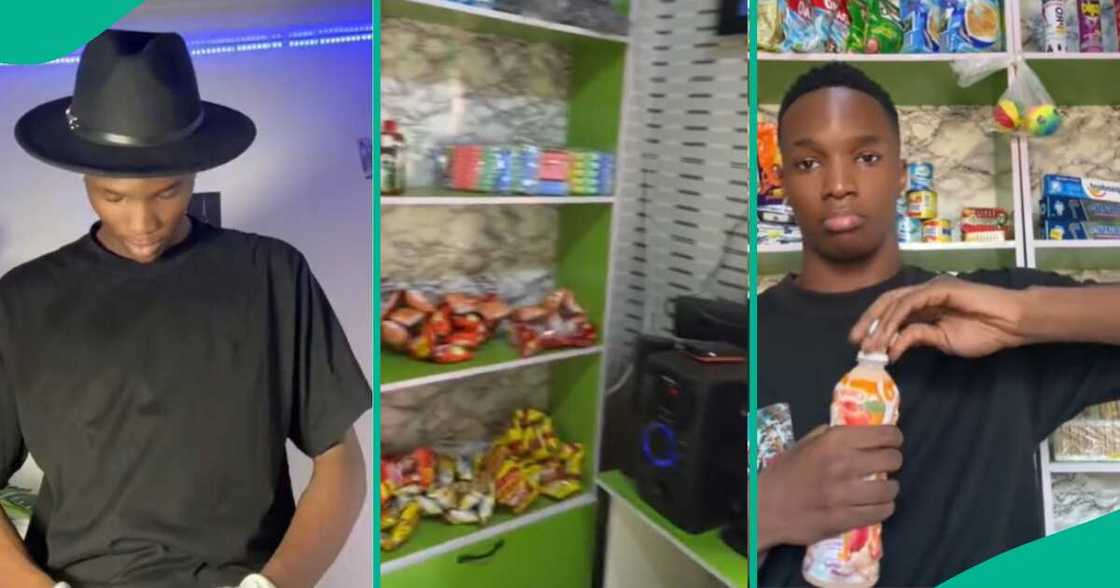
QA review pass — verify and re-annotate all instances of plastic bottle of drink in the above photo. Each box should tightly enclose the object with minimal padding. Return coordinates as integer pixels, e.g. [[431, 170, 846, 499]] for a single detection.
[[803, 351, 900, 588]]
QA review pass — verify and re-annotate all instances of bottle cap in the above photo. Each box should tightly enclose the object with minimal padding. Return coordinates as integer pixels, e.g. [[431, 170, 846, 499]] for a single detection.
[[857, 350, 890, 365]]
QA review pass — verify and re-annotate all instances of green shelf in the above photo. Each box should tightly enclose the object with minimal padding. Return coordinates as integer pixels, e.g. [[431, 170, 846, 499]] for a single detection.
[[380, 342, 602, 392], [598, 470, 749, 588], [1026, 56, 1120, 106], [759, 55, 1007, 106], [381, 492, 593, 566], [383, 0, 627, 47]]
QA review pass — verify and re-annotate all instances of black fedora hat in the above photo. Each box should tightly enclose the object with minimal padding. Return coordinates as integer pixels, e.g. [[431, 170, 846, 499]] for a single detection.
[[15, 29, 256, 178]]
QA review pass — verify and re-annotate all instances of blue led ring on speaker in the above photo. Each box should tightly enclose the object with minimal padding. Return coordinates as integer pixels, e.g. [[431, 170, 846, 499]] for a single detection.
[[642, 422, 677, 468]]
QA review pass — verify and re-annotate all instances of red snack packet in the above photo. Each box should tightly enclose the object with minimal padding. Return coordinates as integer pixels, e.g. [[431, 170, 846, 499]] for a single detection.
[[404, 290, 436, 313], [432, 344, 473, 364]]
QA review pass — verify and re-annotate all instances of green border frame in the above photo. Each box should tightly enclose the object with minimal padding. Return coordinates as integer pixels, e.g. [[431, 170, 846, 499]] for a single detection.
[[748, 4, 759, 588], [373, 0, 383, 585]]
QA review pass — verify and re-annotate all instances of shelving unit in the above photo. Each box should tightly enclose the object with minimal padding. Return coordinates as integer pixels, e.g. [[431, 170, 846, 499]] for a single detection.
[[1010, 3, 1120, 535], [756, 0, 1120, 542], [379, 0, 627, 584]]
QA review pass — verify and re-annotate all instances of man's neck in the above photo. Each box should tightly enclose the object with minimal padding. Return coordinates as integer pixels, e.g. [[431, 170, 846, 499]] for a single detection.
[[795, 241, 902, 294]]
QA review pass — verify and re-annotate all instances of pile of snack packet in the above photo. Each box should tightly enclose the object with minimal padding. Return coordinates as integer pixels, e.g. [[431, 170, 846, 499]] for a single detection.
[[382, 288, 597, 363], [442, 144, 615, 196], [757, 121, 802, 246], [895, 162, 1010, 243], [381, 409, 585, 551], [1040, 174, 1120, 240], [1052, 400, 1120, 461], [758, 0, 1001, 54]]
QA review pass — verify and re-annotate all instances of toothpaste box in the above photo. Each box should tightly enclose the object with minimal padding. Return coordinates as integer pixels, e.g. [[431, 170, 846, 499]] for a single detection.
[[1045, 219, 1120, 240], [1043, 174, 1120, 203], [1041, 194, 1120, 222]]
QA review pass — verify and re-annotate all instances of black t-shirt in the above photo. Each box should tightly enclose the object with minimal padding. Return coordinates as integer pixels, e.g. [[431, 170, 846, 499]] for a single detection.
[[758, 266, 1120, 587], [0, 219, 372, 587]]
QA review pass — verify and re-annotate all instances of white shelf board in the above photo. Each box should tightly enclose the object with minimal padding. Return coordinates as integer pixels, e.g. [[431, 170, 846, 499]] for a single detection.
[[1022, 52, 1120, 61], [389, 0, 628, 44], [380, 345, 603, 394], [382, 195, 615, 206], [380, 492, 597, 574], [756, 241, 1016, 254], [758, 52, 1010, 63], [1034, 240, 1120, 250], [1049, 461, 1120, 474]]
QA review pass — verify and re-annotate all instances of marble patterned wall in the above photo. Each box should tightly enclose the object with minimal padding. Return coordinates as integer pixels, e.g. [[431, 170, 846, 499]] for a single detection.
[[381, 18, 572, 455], [380, 18, 570, 188], [1053, 473, 1120, 531], [1021, 0, 1120, 52]]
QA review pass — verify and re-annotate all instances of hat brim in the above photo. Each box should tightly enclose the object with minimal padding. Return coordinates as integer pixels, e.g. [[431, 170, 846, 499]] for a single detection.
[[14, 97, 256, 178]]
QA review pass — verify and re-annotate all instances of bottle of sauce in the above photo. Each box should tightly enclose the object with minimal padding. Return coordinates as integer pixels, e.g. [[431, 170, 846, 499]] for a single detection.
[[381, 120, 406, 195], [803, 351, 900, 588]]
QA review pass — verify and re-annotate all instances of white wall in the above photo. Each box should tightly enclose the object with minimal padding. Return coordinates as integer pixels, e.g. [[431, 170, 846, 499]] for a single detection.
[[0, 40, 373, 587]]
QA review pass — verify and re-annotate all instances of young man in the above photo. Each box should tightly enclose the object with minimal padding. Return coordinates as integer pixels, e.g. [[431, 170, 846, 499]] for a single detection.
[[0, 30, 371, 588], [757, 62, 1120, 586]]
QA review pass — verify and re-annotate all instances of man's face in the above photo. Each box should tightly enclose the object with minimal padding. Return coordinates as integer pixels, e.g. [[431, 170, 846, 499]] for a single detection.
[[779, 87, 905, 263], [84, 174, 196, 263]]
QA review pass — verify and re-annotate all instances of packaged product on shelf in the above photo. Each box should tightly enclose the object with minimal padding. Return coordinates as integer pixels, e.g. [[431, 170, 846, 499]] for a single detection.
[[509, 289, 598, 357], [759, 0, 785, 50], [940, 0, 1000, 52], [803, 351, 900, 588], [381, 502, 422, 551], [1043, 174, 1120, 203], [382, 447, 437, 495], [959, 206, 1010, 241], [847, 0, 904, 53], [1042, 194, 1120, 222], [1076, 0, 1104, 52], [780, 0, 850, 53], [759, 222, 803, 245], [897, 214, 923, 243], [1045, 219, 1120, 240], [758, 121, 784, 205], [1041, 0, 1068, 52], [906, 161, 934, 191], [906, 189, 937, 219], [759, 204, 797, 225], [901, 0, 941, 53], [381, 120, 407, 195], [382, 290, 512, 364], [921, 218, 953, 242], [443, 143, 614, 196], [1052, 419, 1120, 461]]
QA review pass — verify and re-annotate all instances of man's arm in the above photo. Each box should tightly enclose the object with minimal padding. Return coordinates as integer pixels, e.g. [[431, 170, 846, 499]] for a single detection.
[[259, 428, 367, 588], [0, 514, 53, 588], [1019, 285, 1120, 346]]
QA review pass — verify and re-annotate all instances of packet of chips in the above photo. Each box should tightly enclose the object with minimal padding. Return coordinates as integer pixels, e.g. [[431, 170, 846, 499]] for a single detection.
[[847, 0, 904, 53], [759, 0, 785, 50], [781, 0, 849, 52], [901, 0, 942, 52], [381, 502, 422, 551], [940, 0, 999, 52]]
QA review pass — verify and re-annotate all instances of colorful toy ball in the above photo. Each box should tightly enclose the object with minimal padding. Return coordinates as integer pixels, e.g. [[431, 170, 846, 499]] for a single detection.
[[1026, 104, 1062, 137], [992, 99, 1021, 133]]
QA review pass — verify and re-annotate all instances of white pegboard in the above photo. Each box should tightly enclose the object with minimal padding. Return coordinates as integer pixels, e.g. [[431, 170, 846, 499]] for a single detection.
[[606, 0, 748, 379]]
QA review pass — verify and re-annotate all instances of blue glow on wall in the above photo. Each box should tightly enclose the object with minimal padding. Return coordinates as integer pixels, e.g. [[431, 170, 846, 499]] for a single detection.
[[2, 23, 373, 67]]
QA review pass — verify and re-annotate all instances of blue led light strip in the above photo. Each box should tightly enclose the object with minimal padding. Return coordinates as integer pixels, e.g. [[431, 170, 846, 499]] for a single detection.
[[2, 23, 373, 67]]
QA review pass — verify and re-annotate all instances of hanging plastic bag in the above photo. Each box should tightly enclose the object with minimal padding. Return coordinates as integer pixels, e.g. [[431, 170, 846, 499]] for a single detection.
[[951, 56, 1063, 138]]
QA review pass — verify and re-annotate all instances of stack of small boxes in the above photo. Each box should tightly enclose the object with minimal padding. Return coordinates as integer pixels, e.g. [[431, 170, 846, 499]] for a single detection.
[[443, 144, 614, 196], [1041, 174, 1120, 240]]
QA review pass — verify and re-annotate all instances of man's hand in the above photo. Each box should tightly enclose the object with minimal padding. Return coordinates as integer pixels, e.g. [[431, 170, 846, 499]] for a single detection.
[[758, 425, 902, 551], [849, 277, 1029, 362]]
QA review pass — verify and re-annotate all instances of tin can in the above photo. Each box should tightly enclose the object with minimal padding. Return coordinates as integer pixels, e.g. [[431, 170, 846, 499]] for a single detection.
[[922, 219, 953, 242], [907, 162, 934, 191], [907, 190, 938, 219], [897, 215, 923, 243]]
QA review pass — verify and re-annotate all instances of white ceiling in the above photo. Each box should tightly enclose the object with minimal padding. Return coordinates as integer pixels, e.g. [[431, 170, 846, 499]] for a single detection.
[[114, 0, 371, 37]]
